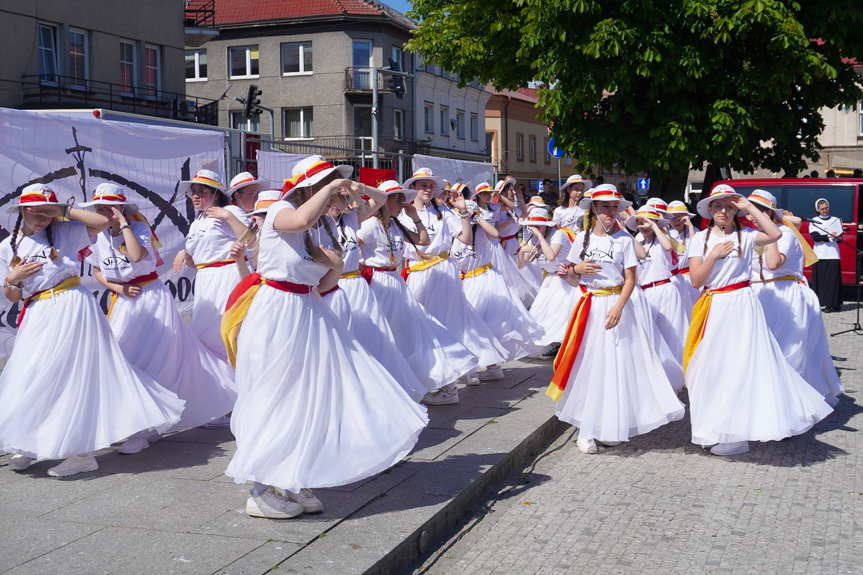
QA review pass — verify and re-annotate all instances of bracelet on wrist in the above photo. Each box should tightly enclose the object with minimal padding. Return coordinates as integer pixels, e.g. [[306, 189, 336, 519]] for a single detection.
[[119, 223, 131, 231], [412, 219, 423, 225], [4, 280, 22, 290]]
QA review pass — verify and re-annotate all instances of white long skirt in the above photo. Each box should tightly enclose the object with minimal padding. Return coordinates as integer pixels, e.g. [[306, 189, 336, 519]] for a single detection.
[[108, 281, 237, 431], [462, 267, 546, 361], [630, 289, 685, 392], [640, 281, 689, 367], [554, 293, 685, 441], [490, 242, 540, 307], [324, 279, 428, 402], [753, 280, 843, 406], [407, 259, 507, 368], [530, 273, 583, 345], [686, 287, 833, 446], [671, 273, 699, 319], [369, 270, 478, 388], [226, 287, 428, 492], [0, 286, 185, 459], [190, 264, 241, 361]]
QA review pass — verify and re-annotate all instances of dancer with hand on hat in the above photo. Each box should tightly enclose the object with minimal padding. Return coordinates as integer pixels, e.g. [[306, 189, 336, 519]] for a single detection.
[[358, 180, 478, 405], [83, 184, 236, 449], [554, 175, 591, 231], [221, 161, 428, 520], [548, 185, 684, 455], [487, 179, 541, 306], [746, 189, 843, 406], [0, 184, 185, 477], [666, 201, 700, 315], [684, 185, 833, 456]]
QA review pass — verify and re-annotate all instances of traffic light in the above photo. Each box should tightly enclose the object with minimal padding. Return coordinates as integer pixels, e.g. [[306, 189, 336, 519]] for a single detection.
[[243, 84, 262, 118], [387, 59, 405, 99]]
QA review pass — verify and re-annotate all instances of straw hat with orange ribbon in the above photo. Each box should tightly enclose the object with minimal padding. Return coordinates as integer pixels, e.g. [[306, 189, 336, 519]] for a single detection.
[[80, 183, 164, 263], [377, 180, 418, 203], [748, 189, 819, 268], [229, 172, 270, 197], [451, 182, 472, 197], [470, 182, 494, 200], [559, 174, 592, 194], [519, 206, 556, 227], [178, 169, 228, 198], [666, 200, 695, 217], [250, 190, 282, 216], [625, 205, 668, 231], [578, 184, 631, 210], [281, 155, 353, 199], [402, 167, 446, 190], [696, 184, 743, 219]]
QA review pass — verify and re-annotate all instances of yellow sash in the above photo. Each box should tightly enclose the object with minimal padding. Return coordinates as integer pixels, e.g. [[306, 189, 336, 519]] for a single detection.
[[462, 262, 493, 278], [782, 217, 818, 268], [752, 274, 799, 284], [683, 281, 751, 375], [341, 269, 362, 279], [407, 251, 449, 273], [25, 276, 81, 304]]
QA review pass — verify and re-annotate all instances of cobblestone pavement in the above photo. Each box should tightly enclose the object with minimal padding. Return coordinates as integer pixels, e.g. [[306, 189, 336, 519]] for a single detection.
[[414, 307, 863, 575]]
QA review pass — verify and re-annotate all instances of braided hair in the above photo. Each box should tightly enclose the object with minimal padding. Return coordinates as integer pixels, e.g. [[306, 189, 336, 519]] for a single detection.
[[580, 213, 595, 261], [701, 216, 743, 258], [10, 212, 59, 266]]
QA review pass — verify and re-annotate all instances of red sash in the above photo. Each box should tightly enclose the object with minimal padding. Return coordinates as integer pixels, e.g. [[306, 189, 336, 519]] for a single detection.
[[641, 278, 672, 290]]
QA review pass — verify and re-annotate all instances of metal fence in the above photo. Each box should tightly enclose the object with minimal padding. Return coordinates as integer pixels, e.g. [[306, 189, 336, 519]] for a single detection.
[[263, 139, 415, 183]]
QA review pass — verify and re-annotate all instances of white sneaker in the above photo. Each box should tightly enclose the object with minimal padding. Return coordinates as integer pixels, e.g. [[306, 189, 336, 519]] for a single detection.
[[201, 415, 231, 429], [710, 441, 750, 456], [596, 440, 622, 447], [421, 390, 460, 405], [576, 436, 598, 454], [9, 455, 33, 471], [47, 455, 98, 477], [287, 488, 324, 513], [464, 373, 481, 386], [477, 365, 504, 381], [246, 486, 304, 519], [118, 435, 150, 455]]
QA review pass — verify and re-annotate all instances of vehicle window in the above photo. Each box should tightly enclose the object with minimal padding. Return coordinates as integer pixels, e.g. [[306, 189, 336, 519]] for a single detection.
[[737, 184, 856, 223]]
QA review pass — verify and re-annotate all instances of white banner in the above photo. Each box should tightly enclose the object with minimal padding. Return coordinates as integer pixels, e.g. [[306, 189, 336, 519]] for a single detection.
[[0, 108, 225, 354], [256, 150, 309, 188], [412, 153, 496, 189]]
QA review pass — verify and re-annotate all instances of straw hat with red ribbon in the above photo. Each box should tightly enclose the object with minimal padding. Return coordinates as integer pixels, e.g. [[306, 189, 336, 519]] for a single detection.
[[80, 183, 138, 212], [250, 190, 282, 216], [470, 182, 494, 199], [178, 169, 228, 198], [519, 206, 556, 227], [377, 180, 418, 203], [5, 184, 65, 214], [578, 184, 632, 210], [645, 197, 669, 214], [281, 155, 353, 198], [451, 182, 472, 197], [625, 205, 669, 231], [559, 174, 592, 194], [229, 172, 270, 197], [402, 167, 446, 190], [696, 184, 743, 219]]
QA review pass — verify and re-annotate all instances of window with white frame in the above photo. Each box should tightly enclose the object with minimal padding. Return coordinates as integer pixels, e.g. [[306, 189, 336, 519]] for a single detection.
[[143, 45, 160, 98], [858, 101, 863, 137], [120, 41, 136, 94], [470, 113, 478, 141], [424, 103, 434, 133], [284, 107, 314, 139], [440, 106, 450, 136], [282, 42, 312, 75], [229, 45, 259, 78], [185, 49, 207, 81], [529, 135, 536, 163], [38, 24, 58, 83], [391, 46, 403, 71], [456, 110, 465, 139], [544, 137, 551, 164], [230, 110, 260, 132], [67, 28, 88, 88], [394, 109, 405, 140], [516, 133, 524, 161]]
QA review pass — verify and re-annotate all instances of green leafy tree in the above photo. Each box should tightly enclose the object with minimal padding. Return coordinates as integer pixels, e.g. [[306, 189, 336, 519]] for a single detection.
[[408, 0, 863, 187]]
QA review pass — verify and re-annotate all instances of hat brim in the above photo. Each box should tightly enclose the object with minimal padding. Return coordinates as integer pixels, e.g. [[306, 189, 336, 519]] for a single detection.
[[178, 180, 229, 198], [519, 219, 556, 227], [579, 197, 633, 210], [625, 216, 669, 232], [667, 210, 695, 218], [79, 199, 138, 210], [696, 192, 742, 219], [5, 201, 59, 214], [229, 178, 271, 196], [403, 174, 447, 190], [292, 165, 353, 191], [560, 180, 591, 194], [386, 188, 418, 203]]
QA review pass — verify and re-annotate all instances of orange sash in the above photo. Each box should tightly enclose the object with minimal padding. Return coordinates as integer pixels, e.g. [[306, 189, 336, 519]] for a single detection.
[[682, 281, 751, 374]]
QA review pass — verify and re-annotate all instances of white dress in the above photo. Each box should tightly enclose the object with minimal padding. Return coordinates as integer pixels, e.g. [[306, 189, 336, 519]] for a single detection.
[[668, 227, 699, 315], [399, 205, 507, 369], [358, 216, 478, 389], [320, 211, 427, 401], [0, 222, 184, 460], [524, 228, 582, 345], [226, 201, 428, 492], [553, 205, 585, 231], [185, 204, 247, 361], [635, 236, 688, 391], [488, 206, 541, 306], [686, 227, 833, 445], [450, 209, 546, 361], [88, 223, 237, 431], [750, 225, 843, 406], [553, 229, 685, 441]]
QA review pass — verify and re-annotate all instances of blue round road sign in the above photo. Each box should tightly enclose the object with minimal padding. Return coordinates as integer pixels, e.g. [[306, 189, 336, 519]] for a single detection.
[[547, 138, 565, 159]]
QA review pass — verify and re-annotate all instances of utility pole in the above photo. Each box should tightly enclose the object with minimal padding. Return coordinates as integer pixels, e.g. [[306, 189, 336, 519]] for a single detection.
[[372, 64, 413, 169]]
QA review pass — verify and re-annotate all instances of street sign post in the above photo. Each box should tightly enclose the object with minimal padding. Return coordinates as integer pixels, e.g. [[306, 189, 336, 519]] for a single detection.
[[547, 138, 565, 159], [637, 177, 650, 196]]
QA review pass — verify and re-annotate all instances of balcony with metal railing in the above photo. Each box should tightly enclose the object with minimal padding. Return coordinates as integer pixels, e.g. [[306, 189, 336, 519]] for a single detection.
[[344, 68, 397, 94], [20, 75, 220, 125], [277, 135, 429, 157], [184, 0, 219, 47]]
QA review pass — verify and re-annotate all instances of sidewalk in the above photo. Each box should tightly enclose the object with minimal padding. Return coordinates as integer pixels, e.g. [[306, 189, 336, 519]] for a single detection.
[[0, 358, 561, 575]]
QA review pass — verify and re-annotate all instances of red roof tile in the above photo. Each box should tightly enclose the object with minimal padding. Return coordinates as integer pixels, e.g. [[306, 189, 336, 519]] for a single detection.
[[214, 0, 385, 25]]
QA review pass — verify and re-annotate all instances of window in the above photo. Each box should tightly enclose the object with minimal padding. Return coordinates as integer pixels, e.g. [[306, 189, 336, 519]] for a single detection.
[[229, 45, 259, 78], [352, 40, 373, 89], [185, 49, 207, 81], [230, 111, 259, 132], [120, 41, 136, 94], [516, 133, 524, 161], [283, 107, 314, 139], [529, 135, 536, 163], [544, 137, 551, 164], [394, 109, 405, 140], [391, 46, 403, 71], [37, 24, 58, 83], [282, 42, 312, 75], [456, 110, 465, 139], [440, 106, 450, 136], [68, 28, 88, 88], [859, 101, 863, 137], [424, 103, 434, 133], [470, 113, 478, 141], [353, 106, 372, 137], [143, 45, 160, 98]]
